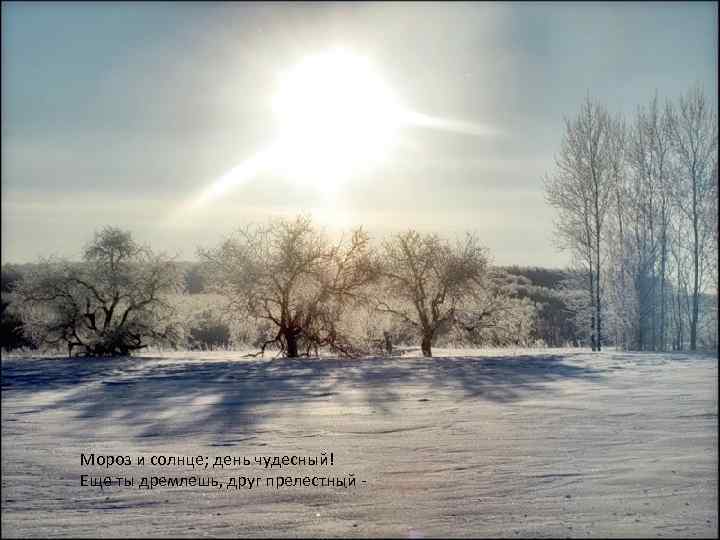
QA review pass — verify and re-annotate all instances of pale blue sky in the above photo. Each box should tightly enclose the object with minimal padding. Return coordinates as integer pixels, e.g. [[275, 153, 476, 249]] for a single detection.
[[2, 1, 717, 265]]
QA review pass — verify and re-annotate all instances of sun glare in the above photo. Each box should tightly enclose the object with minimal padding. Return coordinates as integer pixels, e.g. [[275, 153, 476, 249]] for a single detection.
[[271, 49, 404, 188], [175, 47, 494, 219]]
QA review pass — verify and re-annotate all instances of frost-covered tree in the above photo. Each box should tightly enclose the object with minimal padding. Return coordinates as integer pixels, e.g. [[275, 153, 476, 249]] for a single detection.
[[544, 96, 615, 351], [557, 264, 597, 348], [545, 88, 718, 352], [15, 227, 182, 356], [497, 266, 580, 347], [604, 122, 633, 349], [612, 95, 676, 351], [376, 231, 488, 357], [199, 215, 377, 358], [667, 86, 718, 350], [706, 158, 719, 349], [453, 270, 538, 347]]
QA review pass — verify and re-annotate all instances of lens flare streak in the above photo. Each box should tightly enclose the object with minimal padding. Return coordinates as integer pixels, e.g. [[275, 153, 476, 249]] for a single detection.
[[172, 49, 499, 218], [189, 144, 281, 210]]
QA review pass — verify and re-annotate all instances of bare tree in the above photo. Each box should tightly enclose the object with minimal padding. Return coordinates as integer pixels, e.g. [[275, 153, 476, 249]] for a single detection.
[[546, 87, 717, 352], [708, 158, 719, 349], [199, 215, 377, 358], [652, 99, 675, 351], [453, 269, 538, 348], [620, 95, 675, 350], [667, 86, 718, 350], [667, 212, 694, 350], [558, 263, 596, 348], [376, 230, 488, 357], [15, 227, 181, 356], [544, 95, 614, 350], [604, 114, 634, 349]]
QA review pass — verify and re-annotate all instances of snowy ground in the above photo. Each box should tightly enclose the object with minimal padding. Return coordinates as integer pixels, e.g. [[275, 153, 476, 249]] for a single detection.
[[1, 348, 717, 538]]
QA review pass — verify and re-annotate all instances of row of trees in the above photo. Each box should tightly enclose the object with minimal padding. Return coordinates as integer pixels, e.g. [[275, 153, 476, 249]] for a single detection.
[[545, 86, 718, 351], [6, 219, 553, 358], [172, 264, 583, 351]]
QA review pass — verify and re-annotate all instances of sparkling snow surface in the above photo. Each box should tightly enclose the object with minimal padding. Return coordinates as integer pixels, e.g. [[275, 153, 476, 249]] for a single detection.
[[2, 349, 717, 537]]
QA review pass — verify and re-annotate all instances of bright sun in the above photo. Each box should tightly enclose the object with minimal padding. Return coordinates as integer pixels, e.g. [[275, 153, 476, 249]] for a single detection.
[[271, 49, 404, 189], [180, 47, 489, 216]]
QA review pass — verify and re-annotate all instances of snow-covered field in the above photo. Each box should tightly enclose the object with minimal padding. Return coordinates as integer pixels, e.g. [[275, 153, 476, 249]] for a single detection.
[[1, 349, 717, 538]]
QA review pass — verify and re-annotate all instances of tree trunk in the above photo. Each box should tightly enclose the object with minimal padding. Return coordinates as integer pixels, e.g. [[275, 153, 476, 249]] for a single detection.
[[589, 265, 597, 351], [595, 214, 602, 352], [635, 273, 643, 350], [421, 332, 433, 357], [595, 266, 602, 352], [675, 286, 684, 350], [617, 198, 628, 350], [285, 329, 299, 358], [691, 279, 699, 350], [659, 220, 668, 351], [691, 220, 699, 351], [384, 331, 393, 356], [690, 165, 700, 351]]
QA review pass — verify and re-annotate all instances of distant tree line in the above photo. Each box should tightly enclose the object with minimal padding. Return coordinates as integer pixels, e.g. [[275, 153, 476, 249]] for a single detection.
[[1, 219, 592, 358], [545, 85, 718, 351]]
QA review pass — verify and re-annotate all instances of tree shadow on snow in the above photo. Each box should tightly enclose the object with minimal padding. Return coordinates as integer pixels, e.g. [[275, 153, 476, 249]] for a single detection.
[[2, 353, 606, 441]]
